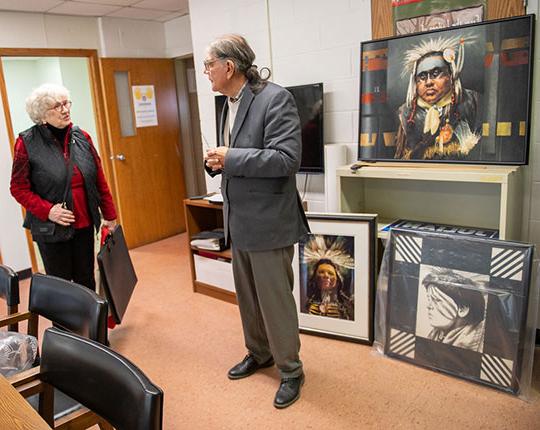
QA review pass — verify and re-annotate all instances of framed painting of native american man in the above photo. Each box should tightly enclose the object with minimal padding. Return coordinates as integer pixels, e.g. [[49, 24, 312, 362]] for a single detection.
[[292, 213, 377, 343], [383, 228, 534, 394], [358, 15, 534, 164]]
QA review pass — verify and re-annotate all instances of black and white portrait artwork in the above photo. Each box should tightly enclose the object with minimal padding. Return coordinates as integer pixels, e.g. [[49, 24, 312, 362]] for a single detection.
[[415, 265, 488, 352], [385, 229, 533, 394]]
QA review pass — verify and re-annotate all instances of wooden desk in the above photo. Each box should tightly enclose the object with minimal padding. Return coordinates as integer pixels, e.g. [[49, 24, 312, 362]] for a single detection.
[[0, 374, 50, 429], [183, 198, 236, 304]]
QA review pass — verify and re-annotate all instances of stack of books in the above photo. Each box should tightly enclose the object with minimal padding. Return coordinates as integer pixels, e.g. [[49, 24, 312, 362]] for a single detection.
[[190, 228, 226, 251]]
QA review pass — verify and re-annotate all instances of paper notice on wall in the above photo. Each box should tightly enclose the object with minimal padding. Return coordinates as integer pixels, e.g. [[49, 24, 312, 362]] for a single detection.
[[132, 85, 158, 127]]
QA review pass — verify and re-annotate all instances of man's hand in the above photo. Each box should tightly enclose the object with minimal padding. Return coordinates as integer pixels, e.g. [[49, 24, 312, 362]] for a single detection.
[[204, 147, 228, 171], [48, 203, 75, 226]]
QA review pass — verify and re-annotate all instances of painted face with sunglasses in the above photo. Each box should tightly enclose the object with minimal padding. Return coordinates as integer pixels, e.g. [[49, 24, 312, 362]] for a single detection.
[[415, 54, 452, 105]]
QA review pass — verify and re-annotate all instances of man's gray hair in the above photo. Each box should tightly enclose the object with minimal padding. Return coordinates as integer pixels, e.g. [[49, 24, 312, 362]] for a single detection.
[[25, 83, 70, 124], [208, 34, 270, 91]]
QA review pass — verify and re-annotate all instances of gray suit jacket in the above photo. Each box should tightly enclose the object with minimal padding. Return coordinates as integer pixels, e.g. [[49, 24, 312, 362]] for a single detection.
[[207, 81, 309, 251]]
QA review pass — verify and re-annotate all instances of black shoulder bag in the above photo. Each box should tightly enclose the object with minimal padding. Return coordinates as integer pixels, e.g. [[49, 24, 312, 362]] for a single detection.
[[30, 159, 75, 243]]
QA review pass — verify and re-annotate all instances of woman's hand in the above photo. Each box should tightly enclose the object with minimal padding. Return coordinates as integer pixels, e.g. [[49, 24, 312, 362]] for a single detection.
[[102, 219, 117, 229], [48, 203, 75, 226]]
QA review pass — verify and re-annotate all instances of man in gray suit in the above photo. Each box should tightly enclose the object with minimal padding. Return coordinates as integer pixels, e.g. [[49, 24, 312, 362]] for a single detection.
[[204, 34, 309, 409]]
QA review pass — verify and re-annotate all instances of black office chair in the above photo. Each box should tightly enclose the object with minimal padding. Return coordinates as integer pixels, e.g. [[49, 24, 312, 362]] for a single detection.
[[40, 327, 164, 430], [0, 272, 108, 344], [3, 273, 109, 426], [0, 264, 21, 332], [28, 273, 109, 344]]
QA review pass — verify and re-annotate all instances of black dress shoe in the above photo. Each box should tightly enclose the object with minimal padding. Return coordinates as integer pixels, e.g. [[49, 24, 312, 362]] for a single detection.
[[273, 373, 305, 409], [227, 354, 274, 380]]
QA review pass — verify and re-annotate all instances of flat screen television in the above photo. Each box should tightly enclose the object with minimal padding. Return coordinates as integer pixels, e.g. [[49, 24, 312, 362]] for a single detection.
[[358, 15, 534, 165], [214, 82, 324, 173], [287, 83, 324, 173], [214, 94, 226, 144]]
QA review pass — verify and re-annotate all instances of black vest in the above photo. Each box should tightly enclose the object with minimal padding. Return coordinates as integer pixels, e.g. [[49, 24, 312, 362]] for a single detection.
[[21, 124, 102, 240]]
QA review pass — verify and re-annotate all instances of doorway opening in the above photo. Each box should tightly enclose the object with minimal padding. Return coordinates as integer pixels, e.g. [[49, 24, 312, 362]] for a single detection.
[[174, 56, 206, 197]]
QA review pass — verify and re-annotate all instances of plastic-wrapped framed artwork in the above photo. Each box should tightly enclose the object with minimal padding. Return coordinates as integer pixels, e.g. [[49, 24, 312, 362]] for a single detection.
[[375, 228, 538, 395], [293, 213, 377, 343]]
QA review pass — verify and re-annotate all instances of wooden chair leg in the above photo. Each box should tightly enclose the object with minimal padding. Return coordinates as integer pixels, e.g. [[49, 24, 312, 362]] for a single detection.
[[27, 313, 39, 338], [7, 304, 19, 332], [39, 382, 54, 426]]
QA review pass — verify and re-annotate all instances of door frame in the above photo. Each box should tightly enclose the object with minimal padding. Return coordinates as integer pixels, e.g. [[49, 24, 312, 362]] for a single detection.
[[0, 48, 111, 272]]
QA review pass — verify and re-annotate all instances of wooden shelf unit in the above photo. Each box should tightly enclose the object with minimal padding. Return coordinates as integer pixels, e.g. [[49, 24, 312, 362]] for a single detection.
[[183, 199, 236, 304], [336, 163, 522, 240]]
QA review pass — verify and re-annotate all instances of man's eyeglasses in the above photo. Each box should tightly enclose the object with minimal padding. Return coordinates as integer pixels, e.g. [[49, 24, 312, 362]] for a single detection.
[[203, 58, 223, 71], [415, 67, 449, 83], [49, 100, 72, 112]]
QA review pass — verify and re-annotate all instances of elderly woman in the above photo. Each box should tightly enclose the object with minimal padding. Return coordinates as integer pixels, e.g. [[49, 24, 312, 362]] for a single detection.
[[306, 258, 354, 320], [10, 83, 117, 291]]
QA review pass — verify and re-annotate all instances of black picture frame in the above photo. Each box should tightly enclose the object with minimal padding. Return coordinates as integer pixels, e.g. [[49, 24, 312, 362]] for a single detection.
[[358, 15, 535, 165], [384, 228, 534, 394], [293, 213, 377, 343]]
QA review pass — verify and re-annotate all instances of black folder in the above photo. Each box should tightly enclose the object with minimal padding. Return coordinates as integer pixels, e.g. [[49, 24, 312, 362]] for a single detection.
[[97, 225, 137, 324]]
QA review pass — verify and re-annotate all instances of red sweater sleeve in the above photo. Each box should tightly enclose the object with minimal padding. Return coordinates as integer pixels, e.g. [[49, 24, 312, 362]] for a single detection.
[[80, 130, 117, 221], [10, 136, 53, 221]]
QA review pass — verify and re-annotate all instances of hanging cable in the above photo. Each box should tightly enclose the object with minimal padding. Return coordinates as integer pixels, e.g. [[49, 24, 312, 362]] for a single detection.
[[301, 173, 309, 201]]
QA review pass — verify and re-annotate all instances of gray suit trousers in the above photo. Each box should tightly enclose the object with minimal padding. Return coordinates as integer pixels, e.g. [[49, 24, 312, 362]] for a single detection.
[[232, 245, 303, 379]]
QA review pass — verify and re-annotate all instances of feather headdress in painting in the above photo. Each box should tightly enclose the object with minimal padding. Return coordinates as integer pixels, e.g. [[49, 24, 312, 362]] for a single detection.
[[302, 235, 354, 280], [402, 35, 474, 108]]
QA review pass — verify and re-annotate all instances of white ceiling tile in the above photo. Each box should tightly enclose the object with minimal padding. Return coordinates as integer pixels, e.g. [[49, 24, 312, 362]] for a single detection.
[[154, 9, 188, 22], [133, 0, 187, 12], [0, 0, 64, 12], [73, 0, 139, 5], [106, 7, 168, 20], [0, 0, 190, 21], [48, 1, 122, 16]]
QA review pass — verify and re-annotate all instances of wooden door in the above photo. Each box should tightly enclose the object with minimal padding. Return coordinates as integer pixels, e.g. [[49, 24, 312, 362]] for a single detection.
[[100, 58, 186, 248]]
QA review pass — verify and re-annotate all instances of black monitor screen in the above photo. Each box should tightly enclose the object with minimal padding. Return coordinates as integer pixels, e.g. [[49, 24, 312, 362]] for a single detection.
[[214, 82, 324, 173], [214, 94, 227, 145], [287, 83, 324, 173]]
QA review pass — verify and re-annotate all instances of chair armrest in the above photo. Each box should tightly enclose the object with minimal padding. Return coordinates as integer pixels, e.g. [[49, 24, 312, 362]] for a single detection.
[[7, 366, 44, 398], [0, 310, 32, 328], [7, 365, 40, 388], [55, 406, 113, 430]]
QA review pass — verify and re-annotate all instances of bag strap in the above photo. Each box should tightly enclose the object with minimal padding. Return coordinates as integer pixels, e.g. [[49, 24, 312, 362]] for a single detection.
[[61, 142, 74, 207]]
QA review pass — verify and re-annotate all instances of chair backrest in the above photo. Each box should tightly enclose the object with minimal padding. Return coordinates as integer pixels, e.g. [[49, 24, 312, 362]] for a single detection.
[[41, 327, 163, 430], [0, 264, 20, 308], [0, 265, 21, 332], [29, 273, 108, 344]]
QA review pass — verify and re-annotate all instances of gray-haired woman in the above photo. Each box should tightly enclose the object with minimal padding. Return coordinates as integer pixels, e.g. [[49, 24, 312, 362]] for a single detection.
[[10, 83, 117, 291]]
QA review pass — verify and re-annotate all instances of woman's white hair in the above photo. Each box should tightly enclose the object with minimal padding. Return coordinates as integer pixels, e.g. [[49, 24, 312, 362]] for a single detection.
[[25, 83, 70, 124]]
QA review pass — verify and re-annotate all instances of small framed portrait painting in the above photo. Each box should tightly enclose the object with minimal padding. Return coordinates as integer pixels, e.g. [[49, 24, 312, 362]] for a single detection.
[[384, 228, 534, 394], [293, 213, 377, 343]]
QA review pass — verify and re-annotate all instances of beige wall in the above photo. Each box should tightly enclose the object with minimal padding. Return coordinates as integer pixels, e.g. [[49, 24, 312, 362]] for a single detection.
[[0, 11, 192, 271]]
